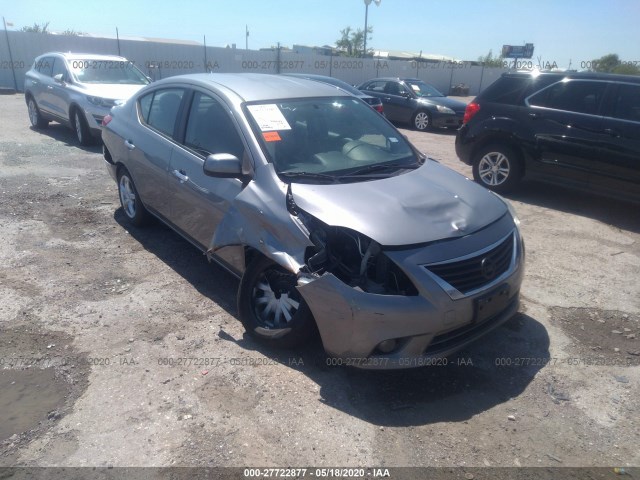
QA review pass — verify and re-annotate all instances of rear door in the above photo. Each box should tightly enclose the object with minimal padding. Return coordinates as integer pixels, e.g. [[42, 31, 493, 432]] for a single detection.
[[32, 56, 55, 115], [594, 82, 640, 196], [167, 90, 245, 248], [523, 80, 609, 184], [381, 81, 414, 123], [46, 58, 73, 121], [128, 87, 186, 218]]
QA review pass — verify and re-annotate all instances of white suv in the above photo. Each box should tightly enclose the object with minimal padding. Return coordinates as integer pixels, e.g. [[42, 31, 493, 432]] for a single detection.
[[24, 52, 150, 145]]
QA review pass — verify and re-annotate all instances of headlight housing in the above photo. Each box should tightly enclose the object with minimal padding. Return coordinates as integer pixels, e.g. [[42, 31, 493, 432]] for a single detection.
[[87, 96, 119, 108], [436, 105, 455, 114]]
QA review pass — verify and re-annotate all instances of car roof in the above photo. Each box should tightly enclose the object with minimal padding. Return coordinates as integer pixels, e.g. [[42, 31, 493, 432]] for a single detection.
[[36, 52, 130, 62], [151, 73, 352, 102], [501, 71, 640, 84], [363, 77, 430, 83], [283, 73, 369, 97]]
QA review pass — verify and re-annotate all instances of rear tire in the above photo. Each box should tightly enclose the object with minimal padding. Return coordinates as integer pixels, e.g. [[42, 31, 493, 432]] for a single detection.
[[472, 144, 522, 193], [238, 256, 315, 348], [27, 97, 48, 129], [73, 109, 93, 146], [117, 167, 149, 227]]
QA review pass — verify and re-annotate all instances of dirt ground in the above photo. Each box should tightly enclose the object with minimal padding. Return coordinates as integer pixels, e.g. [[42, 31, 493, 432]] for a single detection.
[[0, 92, 639, 473]]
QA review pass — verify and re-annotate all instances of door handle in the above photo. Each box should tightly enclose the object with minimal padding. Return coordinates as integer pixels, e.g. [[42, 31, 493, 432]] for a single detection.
[[172, 169, 189, 183], [528, 112, 540, 119], [124, 139, 136, 150], [47, 85, 53, 90], [604, 128, 621, 138]]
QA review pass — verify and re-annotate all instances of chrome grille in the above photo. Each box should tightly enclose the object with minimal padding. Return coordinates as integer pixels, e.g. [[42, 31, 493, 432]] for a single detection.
[[425, 233, 514, 295]]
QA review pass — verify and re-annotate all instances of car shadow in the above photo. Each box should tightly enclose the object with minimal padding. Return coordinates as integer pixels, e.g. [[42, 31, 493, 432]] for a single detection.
[[505, 180, 640, 234], [30, 123, 102, 153], [113, 209, 240, 315], [237, 311, 549, 427], [115, 207, 549, 427]]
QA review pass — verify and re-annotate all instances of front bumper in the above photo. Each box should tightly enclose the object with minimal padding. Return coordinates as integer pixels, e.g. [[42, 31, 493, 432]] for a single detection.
[[432, 112, 464, 129], [80, 103, 112, 137], [297, 216, 524, 369]]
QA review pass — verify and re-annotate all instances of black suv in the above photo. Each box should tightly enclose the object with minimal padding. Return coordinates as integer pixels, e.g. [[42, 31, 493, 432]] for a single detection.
[[455, 72, 640, 201]]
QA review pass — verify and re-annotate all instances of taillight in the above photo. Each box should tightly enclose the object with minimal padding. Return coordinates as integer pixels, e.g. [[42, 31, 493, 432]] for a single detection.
[[101, 114, 112, 127], [463, 102, 480, 124], [374, 104, 384, 114]]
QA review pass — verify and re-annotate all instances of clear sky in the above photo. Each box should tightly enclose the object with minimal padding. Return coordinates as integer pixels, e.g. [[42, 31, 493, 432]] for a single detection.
[[2, 0, 639, 66]]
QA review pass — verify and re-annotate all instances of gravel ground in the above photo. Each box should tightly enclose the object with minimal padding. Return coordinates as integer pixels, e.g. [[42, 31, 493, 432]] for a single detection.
[[0, 92, 639, 472]]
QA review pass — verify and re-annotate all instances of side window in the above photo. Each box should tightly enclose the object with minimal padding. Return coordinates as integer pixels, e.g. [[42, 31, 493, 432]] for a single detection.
[[384, 81, 405, 96], [528, 81, 607, 115], [139, 88, 185, 137], [35, 57, 53, 76], [51, 59, 69, 81], [184, 92, 244, 159], [611, 84, 640, 122], [364, 80, 386, 93], [138, 93, 153, 123]]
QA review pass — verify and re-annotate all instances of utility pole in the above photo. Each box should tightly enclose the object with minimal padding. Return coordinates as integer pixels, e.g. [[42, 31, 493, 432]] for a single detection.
[[2, 17, 18, 91], [363, 0, 381, 57], [245, 25, 249, 50]]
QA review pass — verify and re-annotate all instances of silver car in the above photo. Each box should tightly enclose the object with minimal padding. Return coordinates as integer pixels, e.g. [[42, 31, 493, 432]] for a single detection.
[[24, 52, 149, 145], [102, 73, 524, 369]]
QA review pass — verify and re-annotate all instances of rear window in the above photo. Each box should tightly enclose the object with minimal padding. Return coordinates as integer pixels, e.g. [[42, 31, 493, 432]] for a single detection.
[[479, 77, 530, 104], [480, 75, 561, 105]]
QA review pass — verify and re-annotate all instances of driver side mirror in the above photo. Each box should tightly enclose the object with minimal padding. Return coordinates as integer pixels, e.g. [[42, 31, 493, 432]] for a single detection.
[[203, 153, 243, 178], [53, 73, 66, 84]]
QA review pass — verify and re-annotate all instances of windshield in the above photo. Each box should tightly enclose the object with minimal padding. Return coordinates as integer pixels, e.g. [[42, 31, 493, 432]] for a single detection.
[[69, 59, 150, 85], [246, 97, 418, 182], [406, 81, 444, 98]]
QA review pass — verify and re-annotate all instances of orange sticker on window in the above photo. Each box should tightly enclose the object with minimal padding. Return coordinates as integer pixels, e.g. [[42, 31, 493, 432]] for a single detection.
[[263, 131, 281, 142]]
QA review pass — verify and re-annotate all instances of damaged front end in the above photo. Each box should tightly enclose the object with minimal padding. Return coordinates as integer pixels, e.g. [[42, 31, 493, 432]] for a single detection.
[[290, 192, 418, 297], [208, 163, 522, 369]]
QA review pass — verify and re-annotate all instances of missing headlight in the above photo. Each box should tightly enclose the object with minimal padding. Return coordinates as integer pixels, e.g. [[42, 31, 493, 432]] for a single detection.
[[286, 194, 417, 295]]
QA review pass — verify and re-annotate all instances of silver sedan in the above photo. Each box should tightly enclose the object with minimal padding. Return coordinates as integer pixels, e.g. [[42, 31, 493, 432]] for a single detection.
[[102, 73, 524, 369]]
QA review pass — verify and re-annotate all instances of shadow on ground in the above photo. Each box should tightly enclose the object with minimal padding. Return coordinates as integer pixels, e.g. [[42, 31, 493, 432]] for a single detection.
[[116, 208, 548, 427], [30, 124, 102, 153], [506, 179, 640, 234]]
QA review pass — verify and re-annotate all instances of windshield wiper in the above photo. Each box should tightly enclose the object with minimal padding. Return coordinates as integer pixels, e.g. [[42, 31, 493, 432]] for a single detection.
[[338, 161, 421, 178], [278, 171, 338, 183]]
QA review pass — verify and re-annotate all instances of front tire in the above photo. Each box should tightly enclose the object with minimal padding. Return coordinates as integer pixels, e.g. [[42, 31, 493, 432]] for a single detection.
[[117, 168, 149, 227], [472, 144, 522, 193], [73, 109, 93, 146], [27, 97, 48, 129], [238, 256, 315, 348], [412, 110, 431, 131]]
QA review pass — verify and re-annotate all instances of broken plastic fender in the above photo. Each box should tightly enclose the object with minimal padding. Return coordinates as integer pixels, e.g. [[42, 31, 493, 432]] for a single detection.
[[207, 163, 313, 273]]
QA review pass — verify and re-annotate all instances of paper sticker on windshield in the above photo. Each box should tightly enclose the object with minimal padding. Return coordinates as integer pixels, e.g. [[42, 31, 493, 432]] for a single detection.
[[388, 137, 399, 143], [263, 131, 282, 142], [247, 104, 291, 131], [410, 84, 420, 92]]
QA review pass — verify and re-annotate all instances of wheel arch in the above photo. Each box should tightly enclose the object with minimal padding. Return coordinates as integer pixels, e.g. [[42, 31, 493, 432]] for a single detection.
[[470, 132, 528, 177]]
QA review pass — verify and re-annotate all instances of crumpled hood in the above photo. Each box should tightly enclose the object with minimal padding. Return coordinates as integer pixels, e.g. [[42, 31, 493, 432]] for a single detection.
[[75, 83, 145, 101], [291, 161, 508, 246]]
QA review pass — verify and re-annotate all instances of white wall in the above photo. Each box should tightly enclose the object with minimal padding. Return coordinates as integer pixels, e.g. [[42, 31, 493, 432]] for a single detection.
[[1, 31, 508, 95]]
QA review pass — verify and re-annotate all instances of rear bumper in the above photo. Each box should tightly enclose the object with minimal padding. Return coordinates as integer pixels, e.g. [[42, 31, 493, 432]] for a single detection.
[[455, 124, 474, 165]]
